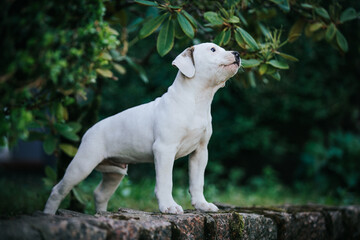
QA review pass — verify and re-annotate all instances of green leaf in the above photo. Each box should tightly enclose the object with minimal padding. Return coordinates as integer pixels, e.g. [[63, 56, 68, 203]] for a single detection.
[[204, 11, 223, 26], [96, 68, 113, 78], [139, 13, 168, 39], [174, 20, 184, 39], [100, 51, 112, 61], [125, 56, 148, 83], [59, 144, 78, 157], [138, 68, 149, 83], [301, 3, 313, 9], [213, 31, 225, 45], [288, 19, 305, 42], [281, 0, 290, 12], [168, 5, 181, 9], [238, 12, 248, 26], [234, 30, 246, 49], [176, 12, 194, 38], [67, 122, 82, 133], [336, 30, 348, 52], [264, 66, 275, 76], [55, 103, 68, 121], [223, 29, 231, 46], [44, 166, 57, 182], [54, 123, 72, 133], [55, 123, 80, 141], [43, 178, 54, 188], [109, 49, 122, 61], [259, 64, 268, 75], [309, 22, 323, 32], [270, 71, 281, 81], [157, 20, 175, 57], [268, 60, 289, 69], [340, 8, 357, 23], [248, 71, 256, 88], [218, 7, 229, 19], [64, 97, 75, 106], [277, 52, 299, 62], [237, 27, 259, 50], [315, 7, 330, 20], [241, 59, 261, 68], [62, 132, 80, 141], [270, 0, 290, 12], [72, 187, 86, 205], [43, 136, 57, 155], [182, 10, 197, 28], [325, 23, 336, 42], [258, 23, 270, 38], [43, 166, 57, 187], [228, 16, 240, 23], [113, 63, 126, 75], [134, 0, 158, 7]]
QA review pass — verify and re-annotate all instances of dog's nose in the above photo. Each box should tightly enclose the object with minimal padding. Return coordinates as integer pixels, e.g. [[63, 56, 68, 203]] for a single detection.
[[232, 51, 240, 64]]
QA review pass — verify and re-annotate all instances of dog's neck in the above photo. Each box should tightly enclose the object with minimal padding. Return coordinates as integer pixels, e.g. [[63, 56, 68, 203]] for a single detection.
[[166, 71, 224, 110]]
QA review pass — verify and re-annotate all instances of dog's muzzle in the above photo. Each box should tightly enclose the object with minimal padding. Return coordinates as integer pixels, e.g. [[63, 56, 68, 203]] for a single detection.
[[232, 51, 240, 66]]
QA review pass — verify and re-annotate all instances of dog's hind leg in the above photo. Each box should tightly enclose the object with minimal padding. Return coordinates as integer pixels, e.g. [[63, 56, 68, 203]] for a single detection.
[[44, 143, 103, 214], [93, 168, 127, 212]]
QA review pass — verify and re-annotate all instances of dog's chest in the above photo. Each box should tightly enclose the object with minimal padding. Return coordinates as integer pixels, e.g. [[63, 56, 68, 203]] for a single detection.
[[175, 115, 209, 159]]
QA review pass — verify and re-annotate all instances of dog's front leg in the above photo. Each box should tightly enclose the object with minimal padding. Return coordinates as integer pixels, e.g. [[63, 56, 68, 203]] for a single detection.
[[153, 143, 184, 214], [189, 146, 219, 212]]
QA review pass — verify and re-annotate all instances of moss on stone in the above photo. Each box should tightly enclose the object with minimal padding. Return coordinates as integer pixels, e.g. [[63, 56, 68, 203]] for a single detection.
[[229, 212, 244, 240]]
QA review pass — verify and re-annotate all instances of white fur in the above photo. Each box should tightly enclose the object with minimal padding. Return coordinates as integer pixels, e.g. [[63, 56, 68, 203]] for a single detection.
[[44, 43, 240, 215]]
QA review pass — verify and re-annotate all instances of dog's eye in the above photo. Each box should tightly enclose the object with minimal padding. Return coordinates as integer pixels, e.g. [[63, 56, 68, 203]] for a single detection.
[[210, 47, 216, 52]]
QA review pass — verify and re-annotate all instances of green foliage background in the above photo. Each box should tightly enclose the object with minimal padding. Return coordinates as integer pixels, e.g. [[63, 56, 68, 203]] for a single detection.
[[1, 0, 360, 214], [100, 0, 360, 200]]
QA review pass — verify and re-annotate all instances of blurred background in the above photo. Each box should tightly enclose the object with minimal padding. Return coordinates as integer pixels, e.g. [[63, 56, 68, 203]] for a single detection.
[[1, 0, 359, 215]]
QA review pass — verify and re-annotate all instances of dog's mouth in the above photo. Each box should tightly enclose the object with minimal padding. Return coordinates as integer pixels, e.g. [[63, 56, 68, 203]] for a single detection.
[[222, 61, 240, 67]]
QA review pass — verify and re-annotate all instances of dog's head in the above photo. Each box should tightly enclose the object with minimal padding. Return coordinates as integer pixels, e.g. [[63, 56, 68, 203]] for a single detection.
[[172, 43, 241, 87]]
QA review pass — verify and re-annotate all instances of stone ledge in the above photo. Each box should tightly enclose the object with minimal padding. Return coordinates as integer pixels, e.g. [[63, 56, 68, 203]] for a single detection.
[[0, 204, 359, 240]]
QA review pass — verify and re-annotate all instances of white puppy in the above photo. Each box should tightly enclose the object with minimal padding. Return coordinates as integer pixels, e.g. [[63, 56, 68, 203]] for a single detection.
[[44, 43, 240, 215]]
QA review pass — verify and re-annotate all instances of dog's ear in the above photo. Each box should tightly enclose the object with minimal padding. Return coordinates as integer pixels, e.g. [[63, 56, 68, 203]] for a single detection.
[[172, 47, 195, 78]]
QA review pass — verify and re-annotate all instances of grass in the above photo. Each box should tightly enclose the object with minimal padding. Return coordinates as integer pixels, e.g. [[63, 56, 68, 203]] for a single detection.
[[1, 166, 359, 216]]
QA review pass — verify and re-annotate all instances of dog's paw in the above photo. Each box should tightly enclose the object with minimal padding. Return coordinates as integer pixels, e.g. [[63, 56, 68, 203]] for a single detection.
[[159, 202, 184, 214], [193, 201, 219, 212]]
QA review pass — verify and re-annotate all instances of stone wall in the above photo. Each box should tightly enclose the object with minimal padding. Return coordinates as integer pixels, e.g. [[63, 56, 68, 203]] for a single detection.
[[1, 204, 359, 239]]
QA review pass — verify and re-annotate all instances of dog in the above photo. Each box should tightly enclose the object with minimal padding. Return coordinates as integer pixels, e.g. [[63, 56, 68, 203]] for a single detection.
[[44, 42, 240, 214]]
